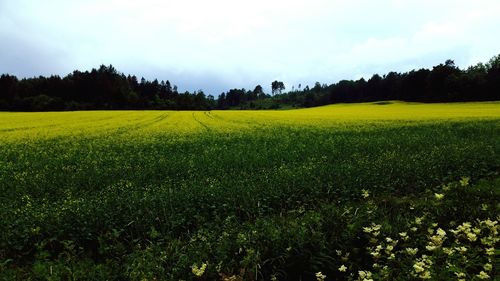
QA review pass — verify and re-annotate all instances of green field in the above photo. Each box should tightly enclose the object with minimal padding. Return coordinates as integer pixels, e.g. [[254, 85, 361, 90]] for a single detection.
[[1, 101, 499, 280]]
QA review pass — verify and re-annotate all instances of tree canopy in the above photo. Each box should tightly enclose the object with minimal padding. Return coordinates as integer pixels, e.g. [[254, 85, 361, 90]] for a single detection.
[[1, 55, 499, 111]]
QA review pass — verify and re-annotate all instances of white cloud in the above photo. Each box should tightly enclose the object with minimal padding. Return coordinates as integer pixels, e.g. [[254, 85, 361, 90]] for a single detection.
[[1, 0, 500, 94]]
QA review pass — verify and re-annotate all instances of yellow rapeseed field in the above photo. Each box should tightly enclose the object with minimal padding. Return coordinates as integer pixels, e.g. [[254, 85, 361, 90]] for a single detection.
[[1, 101, 499, 142]]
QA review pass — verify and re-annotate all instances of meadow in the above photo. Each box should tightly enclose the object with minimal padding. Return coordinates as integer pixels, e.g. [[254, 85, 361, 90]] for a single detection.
[[0, 101, 499, 280]]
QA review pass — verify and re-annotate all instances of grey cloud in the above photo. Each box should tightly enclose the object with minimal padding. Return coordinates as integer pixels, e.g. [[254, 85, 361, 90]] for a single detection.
[[1, 0, 500, 94]]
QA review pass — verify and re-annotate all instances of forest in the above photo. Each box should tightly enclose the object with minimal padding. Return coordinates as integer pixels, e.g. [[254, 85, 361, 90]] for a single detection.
[[1, 55, 499, 111]]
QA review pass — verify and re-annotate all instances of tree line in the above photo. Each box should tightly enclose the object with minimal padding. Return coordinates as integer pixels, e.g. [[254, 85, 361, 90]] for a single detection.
[[269, 55, 500, 108], [0, 65, 216, 111], [1, 55, 499, 111]]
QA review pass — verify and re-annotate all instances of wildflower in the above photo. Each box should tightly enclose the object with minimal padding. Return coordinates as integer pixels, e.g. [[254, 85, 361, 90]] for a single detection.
[[482, 237, 495, 246], [454, 272, 466, 278], [406, 247, 418, 255], [481, 204, 488, 211], [484, 263, 492, 271], [481, 219, 497, 228], [191, 262, 207, 277], [477, 271, 490, 279], [315, 271, 326, 281], [363, 223, 381, 235], [358, 270, 372, 280], [485, 247, 494, 255], [363, 226, 373, 233], [434, 193, 444, 200], [415, 216, 424, 225], [425, 245, 437, 251], [370, 250, 381, 258], [459, 176, 470, 187], [410, 227, 418, 232], [419, 271, 431, 279], [413, 256, 433, 280], [436, 228, 446, 237], [338, 264, 347, 272], [466, 232, 477, 242], [413, 262, 425, 273], [399, 232, 408, 239], [361, 189, 370, 198], [386, 244, 394, 252], [442, 247, 454, 255], [341, 253, 350, 262]]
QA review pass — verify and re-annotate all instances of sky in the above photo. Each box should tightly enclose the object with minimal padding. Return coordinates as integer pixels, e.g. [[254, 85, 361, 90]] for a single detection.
[[1, 0, 500, 95]]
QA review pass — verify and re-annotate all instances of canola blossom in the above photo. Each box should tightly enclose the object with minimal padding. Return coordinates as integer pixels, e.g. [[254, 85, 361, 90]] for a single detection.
[[0, 101, 499, 280]]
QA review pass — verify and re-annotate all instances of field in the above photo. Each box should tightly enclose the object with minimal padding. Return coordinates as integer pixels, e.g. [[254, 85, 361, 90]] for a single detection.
[[1, 101, 499, 280]]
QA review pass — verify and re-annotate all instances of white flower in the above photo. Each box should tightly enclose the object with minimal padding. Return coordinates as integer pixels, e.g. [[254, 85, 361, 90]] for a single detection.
[[477, 271, 490, 279], [406, 248, 418, 255], [315, 271, 326, 281], [191, 262, 207, 277], [361, 189, 370, 198], [434, 193, 444, 200], [484, 263, 492, 271]]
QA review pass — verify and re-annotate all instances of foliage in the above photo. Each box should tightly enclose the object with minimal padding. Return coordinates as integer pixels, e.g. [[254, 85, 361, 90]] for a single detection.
[[1, 55, 500, 111], [0, 102, 499, 280]]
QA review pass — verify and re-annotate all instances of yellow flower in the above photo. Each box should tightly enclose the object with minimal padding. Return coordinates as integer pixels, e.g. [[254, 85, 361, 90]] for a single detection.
[[483, 263, 492, 271], [338, 264, 347, 272], [434, 193, 444, 200]]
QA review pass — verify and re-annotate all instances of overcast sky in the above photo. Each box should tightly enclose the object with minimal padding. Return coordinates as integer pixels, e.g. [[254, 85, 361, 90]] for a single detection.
[[1, 0, 500, 95]]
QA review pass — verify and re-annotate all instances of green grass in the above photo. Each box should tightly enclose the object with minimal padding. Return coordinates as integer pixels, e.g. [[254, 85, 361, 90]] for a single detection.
[[0, 102, 499, 280]]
